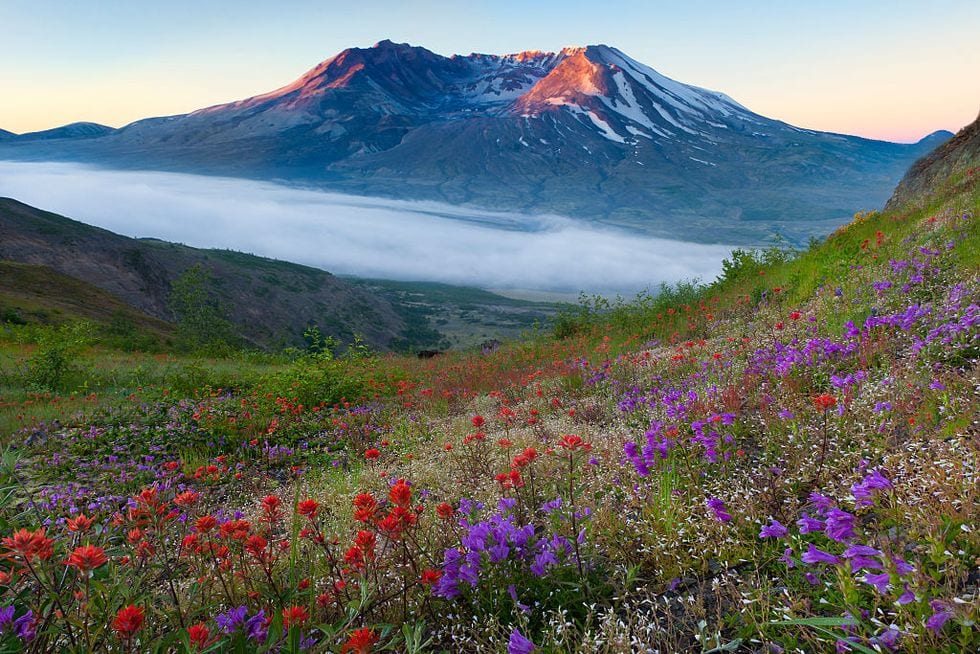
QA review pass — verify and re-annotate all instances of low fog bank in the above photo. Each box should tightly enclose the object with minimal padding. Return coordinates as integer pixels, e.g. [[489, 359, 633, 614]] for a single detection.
[[0, 161, 734, 294]]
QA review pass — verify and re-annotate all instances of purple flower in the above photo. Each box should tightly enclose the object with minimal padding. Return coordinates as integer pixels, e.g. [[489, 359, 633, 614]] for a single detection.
[[498, 497, 517, 511], [215, 605, 248, 634], [488, 542, 510, 563], [706, 497, 732, 523], [802, 543, 841, 566], [0, 606, 13, 631], [926, 601, 952, 633], [808, 492, 834, 515], [824, 508, 856, 542], [463, 523, 491, 551], [797, 513, 825, 534], [759, 519, 788, 539], [780, 547, 796, 568], [843, 544, 883, 571], [861, 470, 892, 490], [245, 610, 268, 643], [874, 625, 901, 650], [540, 498, 562, 514], [13, 611, 35, 642], [897, 584, 916, 605], [892, 557, 915, 576], [508, 628, 536, 654], [863, 572, 891, 593]]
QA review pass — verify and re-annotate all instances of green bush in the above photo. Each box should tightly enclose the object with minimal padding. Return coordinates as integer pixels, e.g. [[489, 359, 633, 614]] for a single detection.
[[24, 321, 93, 392]]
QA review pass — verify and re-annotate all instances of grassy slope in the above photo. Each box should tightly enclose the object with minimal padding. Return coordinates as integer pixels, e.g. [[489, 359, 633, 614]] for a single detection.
[[0, 261, 174, 336]]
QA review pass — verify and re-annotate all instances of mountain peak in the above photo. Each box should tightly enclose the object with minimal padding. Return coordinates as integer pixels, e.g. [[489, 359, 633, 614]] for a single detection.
[[917, 129, 955, 144], [372, 38, 407, 49]]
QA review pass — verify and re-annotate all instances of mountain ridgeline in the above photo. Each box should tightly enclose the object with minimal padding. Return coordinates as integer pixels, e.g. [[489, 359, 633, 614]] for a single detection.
[[0, 41, 951, 244]]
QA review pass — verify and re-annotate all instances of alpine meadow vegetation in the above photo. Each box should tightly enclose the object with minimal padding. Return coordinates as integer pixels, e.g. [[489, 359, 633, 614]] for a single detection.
[[0, 165, 976, 652]]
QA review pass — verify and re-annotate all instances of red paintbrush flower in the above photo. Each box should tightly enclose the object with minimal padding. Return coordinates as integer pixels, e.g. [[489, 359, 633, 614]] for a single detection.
[[389, 482, 411, 509], [298, 499, 320, 517], [194, 515, 217, 533], [2, 528, 53, 561], [282, 605, 308, 629], [187, 623, 211, 650], [112, 605, 144, 638], [813, 394, 837, 411], [342, 628, 378, 654], [65, 544, 108, 573], [66, 514, 94, 533]]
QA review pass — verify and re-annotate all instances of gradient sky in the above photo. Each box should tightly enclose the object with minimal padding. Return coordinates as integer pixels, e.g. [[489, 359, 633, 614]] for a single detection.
[[2, 1, 977, 142]]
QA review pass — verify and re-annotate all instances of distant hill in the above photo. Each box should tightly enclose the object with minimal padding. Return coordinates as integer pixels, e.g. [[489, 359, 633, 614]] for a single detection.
[[0, 198, 558, 351], [886, 110, 980, 211], [12, 122, 116, 141], [0, 41, 950, 245], [0, 197, 411, 350]]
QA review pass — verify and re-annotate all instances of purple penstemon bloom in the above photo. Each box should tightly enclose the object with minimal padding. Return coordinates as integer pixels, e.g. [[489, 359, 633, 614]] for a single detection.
[[863, 572, 892, 593], [215, 606, 249, 633], [808, 492, 834, 515], [13, 611, 35, 643], [824, 508, 857, 542], [540, 497, 563, 514], [759, 519, 788, 539], [926, 601, 952, 633], [874, 625, 901, 650], [0, 606, 14, 631], [891, 556, 915, 576], [843, 544, 883, 571], [508, 628, 536, 654], [243, 609, 267, 643], [802, 543, 842, 566], [896, 584, 916, 605], [706, 497, 732, 523], [797, 513, 825, 534]]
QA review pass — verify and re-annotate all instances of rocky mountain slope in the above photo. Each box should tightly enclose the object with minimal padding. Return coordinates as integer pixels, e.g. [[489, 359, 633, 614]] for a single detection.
[[886, 110, 979, 210], [0, 41, 950, 244]]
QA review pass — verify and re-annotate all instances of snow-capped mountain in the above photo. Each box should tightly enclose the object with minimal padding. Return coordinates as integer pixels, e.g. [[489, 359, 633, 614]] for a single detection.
[[0, 41, 951, 244]]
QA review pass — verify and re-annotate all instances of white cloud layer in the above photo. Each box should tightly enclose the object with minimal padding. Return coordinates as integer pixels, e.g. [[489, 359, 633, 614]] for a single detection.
[[0, 161, 734, 294]]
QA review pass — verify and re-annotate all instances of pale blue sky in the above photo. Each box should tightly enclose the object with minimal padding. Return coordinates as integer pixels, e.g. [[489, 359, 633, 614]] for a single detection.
[[2, 0, 977, 140]]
